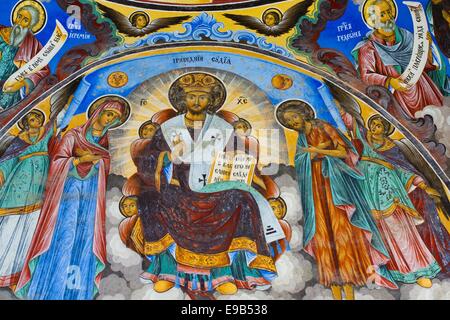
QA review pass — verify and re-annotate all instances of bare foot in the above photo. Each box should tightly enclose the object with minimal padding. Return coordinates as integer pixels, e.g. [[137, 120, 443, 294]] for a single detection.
[[331, 285, 342, 300], [343, 284, 355, 300]]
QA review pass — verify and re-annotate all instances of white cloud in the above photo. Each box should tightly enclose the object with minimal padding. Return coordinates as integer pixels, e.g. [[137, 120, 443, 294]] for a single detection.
[[415, 101, 450, 158], [303, 284, 334, 300], [400, 279, 450, 300], [131, 284, 185, 300], [271, 251, 313, 297]]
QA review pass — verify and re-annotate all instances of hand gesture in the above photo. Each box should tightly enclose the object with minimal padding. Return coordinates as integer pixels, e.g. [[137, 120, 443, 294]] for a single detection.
[[389, 77, 409, 92], [79, 154, 102, 163], [3, 80, 26, 93], [171, 136, 186, 163], [75, 148, 102, 164], [302, 146, 317, 159], [301, 146, 318, 153]]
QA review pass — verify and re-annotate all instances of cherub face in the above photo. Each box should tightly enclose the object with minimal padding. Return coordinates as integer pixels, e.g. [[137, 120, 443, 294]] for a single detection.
[[282, 77, 293, 89], [135, 15, 148, 29], [264, 13, 277, 27], [369, 118, 386, 136], [234, 122, 250, 137], [269, 199, 286, 219], [141, 124, 157, 139], [98, 110, 120, 128], [185, 91, 211, 114], [283, 110, 305, 131], [15, 9, 32, 29], [27, 113, 43, 129], [121, 198, 138, 217]]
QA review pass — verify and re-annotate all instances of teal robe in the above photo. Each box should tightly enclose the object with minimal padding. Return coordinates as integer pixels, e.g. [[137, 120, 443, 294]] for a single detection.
[[0, 130, 53, 211]]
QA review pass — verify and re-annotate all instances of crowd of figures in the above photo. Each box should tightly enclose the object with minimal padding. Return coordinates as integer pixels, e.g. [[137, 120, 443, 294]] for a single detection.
[[0, 98, 128, 299], [276, 99, 450, 299], [0, 72, 448, 301]]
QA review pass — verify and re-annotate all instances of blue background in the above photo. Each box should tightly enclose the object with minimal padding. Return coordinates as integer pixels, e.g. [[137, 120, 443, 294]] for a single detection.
[[0, 0, 95, 73]]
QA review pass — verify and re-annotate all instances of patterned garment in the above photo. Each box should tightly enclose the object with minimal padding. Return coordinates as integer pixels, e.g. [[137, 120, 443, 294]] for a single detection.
[[0, 35, 20, 109]]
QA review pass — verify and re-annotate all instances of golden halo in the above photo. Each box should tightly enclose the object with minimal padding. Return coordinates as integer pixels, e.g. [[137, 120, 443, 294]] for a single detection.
[[87, 95, 131, 129], [272, 74, 293, 90], [11, 0, 47, 34], [129, 11, 150, 28], [18, 108, 46, 131], [119, 196, 139, 218], [107, 71, 129, 88], [361, 0, 398, 29], [367, 114, 395, 136], [275, 99, 316, 130], [262, 8, 283, 25]]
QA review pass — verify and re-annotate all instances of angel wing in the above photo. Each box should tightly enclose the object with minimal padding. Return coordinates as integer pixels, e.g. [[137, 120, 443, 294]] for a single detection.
[[49, 79, 81, 123], [0, 133, 17, 158], [223, 0, 314, 37], [394, 138, 450, 217], [324, 80, 365, 129], [97, 3, 191, 38]]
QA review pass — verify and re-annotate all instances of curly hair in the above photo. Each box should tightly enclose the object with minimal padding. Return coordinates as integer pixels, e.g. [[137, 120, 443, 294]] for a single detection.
[[169, 83, 225, 114], [130, 13, 149, 28]]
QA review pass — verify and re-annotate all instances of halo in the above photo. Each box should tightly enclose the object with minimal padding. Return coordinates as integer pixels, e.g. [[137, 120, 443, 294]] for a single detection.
[[275, 99, 316, 130], [361, 0, 398, 29], [262, 8, 283, 24], [11, 0, 47, 34], [129, 11, 150, 27], [18, 108, 46, 131], [87, 95, 131, 130], [272, 74, 293, 90], [367, 114, 395, 136], [138, 119, 159, 138], [168, 72, 227, 114], [119, 196, 138, 218]]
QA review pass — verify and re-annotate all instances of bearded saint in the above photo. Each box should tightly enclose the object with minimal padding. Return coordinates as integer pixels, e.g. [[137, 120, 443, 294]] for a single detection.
[[131, 73, 285, 296], [352, 0, 443, 118], [0, 5, 50, 110]]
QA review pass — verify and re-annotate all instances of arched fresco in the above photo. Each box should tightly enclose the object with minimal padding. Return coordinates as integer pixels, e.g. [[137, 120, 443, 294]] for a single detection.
[[0, 0, 449, 301]]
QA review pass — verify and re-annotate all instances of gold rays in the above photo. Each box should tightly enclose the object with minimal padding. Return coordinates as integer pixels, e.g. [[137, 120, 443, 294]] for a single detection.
[[108, 67, 290, 178]]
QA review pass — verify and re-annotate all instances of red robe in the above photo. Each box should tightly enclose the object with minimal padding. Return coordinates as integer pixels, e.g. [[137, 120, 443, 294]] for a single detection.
[[357, 32, 443, 118], [0, 27, 50, 88], [16, 112, 111, 293]]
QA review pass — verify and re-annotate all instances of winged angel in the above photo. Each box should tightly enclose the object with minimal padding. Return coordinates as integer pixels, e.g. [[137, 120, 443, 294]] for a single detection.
[[97, 3, 191, 38], [224, 0, 314, 37]]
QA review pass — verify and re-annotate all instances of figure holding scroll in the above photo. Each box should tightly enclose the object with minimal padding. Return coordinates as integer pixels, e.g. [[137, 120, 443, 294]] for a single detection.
[[0, 1, 50, 110], [352, 0, 443, 118]]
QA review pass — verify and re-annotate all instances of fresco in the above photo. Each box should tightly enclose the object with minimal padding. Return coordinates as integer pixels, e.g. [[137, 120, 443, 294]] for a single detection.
[[0, 0, 448, 301]]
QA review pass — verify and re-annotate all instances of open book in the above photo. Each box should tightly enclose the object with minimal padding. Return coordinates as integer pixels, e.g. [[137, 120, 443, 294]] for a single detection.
[[208, 151, 256, 185]]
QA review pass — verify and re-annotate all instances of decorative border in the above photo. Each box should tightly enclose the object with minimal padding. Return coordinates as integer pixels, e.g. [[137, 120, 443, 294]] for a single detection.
[[104, 13, 293, 58], [102, 0, 287, 11]]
